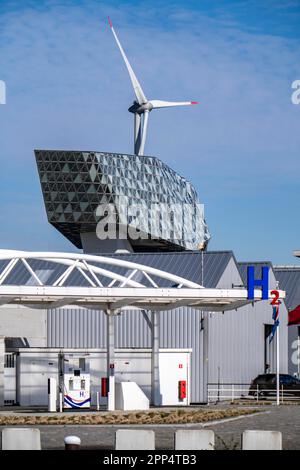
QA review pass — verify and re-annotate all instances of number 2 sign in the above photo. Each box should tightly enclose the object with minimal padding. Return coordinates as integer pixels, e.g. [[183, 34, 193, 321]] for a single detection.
[[270, 290, 280, 305]]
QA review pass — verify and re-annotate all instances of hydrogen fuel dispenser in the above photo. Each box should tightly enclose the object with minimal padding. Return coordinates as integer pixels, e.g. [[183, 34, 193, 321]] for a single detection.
[[62, 355, 91, 409]]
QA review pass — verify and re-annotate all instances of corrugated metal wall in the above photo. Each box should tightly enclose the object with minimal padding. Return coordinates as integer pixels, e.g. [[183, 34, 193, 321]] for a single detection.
[[48, 308, 107, 349], [208, 300, 288, 384], [208, 262, 289, 384]]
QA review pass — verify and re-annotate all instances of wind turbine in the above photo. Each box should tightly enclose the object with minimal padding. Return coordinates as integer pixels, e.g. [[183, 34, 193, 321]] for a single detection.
[[108, 17, 198, 156]]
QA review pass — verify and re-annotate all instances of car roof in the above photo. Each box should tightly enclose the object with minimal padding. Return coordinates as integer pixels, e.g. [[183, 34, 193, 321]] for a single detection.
[[256, 373, 296, 379], [257, 374, 275, 377]]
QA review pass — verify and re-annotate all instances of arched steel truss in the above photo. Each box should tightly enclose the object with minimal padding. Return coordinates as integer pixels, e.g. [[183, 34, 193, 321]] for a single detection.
[[0, 250, 285, 311]]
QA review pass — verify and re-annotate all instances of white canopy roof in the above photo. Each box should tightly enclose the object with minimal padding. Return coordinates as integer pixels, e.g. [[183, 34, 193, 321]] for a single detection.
[[0, 250, 285, 312]]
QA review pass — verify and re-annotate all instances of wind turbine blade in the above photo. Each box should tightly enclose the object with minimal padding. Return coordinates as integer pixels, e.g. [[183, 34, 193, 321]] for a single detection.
[[139, 110, 149, 156], [149, 100, 198, 109], [108, 17, 147, 105]]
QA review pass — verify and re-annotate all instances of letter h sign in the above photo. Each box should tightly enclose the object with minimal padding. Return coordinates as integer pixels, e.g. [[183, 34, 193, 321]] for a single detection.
[[247, 266, 269, 300]]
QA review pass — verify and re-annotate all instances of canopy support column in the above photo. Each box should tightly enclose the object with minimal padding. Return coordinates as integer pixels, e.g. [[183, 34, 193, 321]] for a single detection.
[[202, 311, 209, 403], [151, 310, 160, 406], [0, 336, 4, 407], [106, 311, 115, 411]]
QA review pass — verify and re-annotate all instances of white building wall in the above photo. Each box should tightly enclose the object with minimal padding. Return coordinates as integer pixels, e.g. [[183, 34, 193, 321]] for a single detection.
[[0, 305, 47, 347], [17, 348, 190, 407], [0, 305, 47, 405]]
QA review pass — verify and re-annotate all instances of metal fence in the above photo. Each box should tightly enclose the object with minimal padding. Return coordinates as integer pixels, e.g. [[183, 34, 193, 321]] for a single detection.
[[207, 383, 300, 403]]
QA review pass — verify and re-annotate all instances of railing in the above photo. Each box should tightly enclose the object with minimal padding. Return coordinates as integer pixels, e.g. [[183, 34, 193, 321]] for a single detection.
[[207, 382, 300, 403], [208, 383, 250, 403]]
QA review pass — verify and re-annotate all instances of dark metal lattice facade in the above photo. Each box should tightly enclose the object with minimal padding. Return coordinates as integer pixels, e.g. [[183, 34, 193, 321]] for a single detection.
[[35, 150, 210, 251]]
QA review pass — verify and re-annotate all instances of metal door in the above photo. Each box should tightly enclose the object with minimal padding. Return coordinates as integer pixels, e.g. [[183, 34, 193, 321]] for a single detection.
[[159, 352, 190, 406], [29, 359, 58, 406]]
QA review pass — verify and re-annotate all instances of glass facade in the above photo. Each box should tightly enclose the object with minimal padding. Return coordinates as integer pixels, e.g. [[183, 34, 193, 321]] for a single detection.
[[35, 150, 210, 251]]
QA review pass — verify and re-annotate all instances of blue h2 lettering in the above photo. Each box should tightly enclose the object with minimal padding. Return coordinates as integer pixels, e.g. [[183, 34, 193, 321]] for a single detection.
[[247, 266, 269, 300]]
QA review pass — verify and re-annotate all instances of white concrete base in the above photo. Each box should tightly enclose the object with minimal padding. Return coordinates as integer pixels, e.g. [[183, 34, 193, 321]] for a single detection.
[[242, 430, 282, 450], [2, 428, 41, 450], [115, 381, 149, 410], [175, 430, 215, 450], [115, 430, 155, 450]]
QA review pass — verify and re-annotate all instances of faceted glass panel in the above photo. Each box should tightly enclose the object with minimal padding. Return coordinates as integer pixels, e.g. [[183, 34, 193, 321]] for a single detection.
[[35, 150, 210, 251]]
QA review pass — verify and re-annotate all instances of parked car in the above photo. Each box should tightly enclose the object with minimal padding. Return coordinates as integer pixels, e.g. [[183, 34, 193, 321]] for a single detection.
[[249, 374, 300, 398]]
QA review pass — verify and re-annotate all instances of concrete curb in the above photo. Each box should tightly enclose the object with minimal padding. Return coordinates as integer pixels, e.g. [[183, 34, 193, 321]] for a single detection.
[[201, 410, 270, 428]]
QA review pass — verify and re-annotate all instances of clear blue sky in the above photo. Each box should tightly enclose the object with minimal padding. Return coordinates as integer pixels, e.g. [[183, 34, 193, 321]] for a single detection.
[[0, 0, 299, 264]]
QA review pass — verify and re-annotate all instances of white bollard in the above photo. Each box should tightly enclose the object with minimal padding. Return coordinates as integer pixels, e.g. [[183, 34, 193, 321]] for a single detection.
[[2, 428, 41, 450], [48, 377, 57, 412], [64, 435, 81, 450], [96, 391, 100, 411], [242, 430, 282, 450], [115, 430, 155, 450], [175, 430, 215, 450]]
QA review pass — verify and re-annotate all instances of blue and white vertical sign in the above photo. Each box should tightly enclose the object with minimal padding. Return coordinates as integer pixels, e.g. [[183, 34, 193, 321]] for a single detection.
[[269, 304, 280, 344]]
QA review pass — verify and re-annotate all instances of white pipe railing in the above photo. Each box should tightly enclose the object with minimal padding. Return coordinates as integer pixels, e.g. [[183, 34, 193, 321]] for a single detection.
[[207, 383, 300, 403]]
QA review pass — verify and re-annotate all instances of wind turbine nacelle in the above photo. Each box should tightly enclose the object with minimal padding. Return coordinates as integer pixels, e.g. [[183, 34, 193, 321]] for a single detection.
[[128, 101, 153, 114]]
